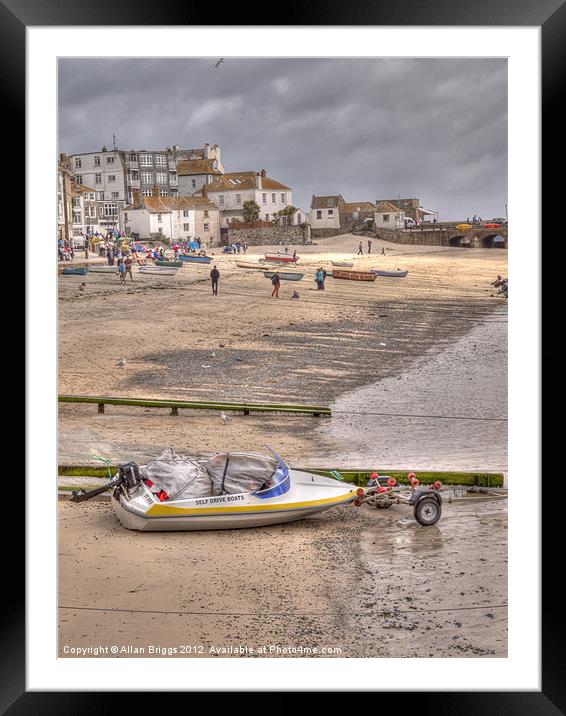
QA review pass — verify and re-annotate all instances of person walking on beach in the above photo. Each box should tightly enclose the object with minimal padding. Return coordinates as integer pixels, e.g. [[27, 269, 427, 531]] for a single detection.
[[271, 271, 281, 298], [117, 259, 126, 285], [315, 268, 324, 290], [210, 265, 220, 295], [368, 239, 372, 254], [358, 241, 363, 255], [124, 255, 134, 282], [381, 246, 386, 256]]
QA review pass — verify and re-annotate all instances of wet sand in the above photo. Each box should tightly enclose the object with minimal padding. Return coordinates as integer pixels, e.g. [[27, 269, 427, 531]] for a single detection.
[[59, 496, 507, 658]]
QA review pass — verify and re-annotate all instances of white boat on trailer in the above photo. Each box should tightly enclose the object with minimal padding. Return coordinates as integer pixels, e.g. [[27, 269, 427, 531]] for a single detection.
[[71, 450, 443, 531]]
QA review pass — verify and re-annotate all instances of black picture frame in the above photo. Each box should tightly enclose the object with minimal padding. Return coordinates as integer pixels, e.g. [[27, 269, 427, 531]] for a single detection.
[[13, 0, 555, 708]]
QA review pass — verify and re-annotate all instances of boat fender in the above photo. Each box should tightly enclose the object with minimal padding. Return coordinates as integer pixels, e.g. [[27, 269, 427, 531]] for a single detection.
[[387, 478, 397, 487], [157, 490, 169, 502]]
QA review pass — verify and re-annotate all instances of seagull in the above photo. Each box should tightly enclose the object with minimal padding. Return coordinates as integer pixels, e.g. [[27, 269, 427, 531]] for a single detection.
[[221, 412, 231, 423], [116, 357, 126, 367], [215, 58, 225, 68]]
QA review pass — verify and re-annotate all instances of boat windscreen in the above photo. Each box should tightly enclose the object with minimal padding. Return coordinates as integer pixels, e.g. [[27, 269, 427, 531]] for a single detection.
[[253, 453, 291, 499]]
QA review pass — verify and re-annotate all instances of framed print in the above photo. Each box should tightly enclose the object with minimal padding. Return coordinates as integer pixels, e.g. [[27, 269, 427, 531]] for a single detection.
[[11, 0, 556, 707]]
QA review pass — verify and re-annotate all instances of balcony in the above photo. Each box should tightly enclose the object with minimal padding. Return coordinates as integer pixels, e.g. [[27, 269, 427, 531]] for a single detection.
[[126, 160, 139, 169], [128, 179, 140, 188]]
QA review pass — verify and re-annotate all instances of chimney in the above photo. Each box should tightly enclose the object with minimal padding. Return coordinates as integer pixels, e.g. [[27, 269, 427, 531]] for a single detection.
[[132, 188, 141, 208], [255, 172, 262, 190], [204, 143, 210, 158], [261, 169, 266, 178], [152, 185, 160, 198]]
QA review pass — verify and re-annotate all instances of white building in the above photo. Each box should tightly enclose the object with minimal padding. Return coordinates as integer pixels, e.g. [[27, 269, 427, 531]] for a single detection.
[[177, 144, 224, 195], [309, 195, 343, 229], [374, 201, 405, 229], [201, 170, 293, 228], [71, 184, 101, 237], [122, 191, 220, 245]]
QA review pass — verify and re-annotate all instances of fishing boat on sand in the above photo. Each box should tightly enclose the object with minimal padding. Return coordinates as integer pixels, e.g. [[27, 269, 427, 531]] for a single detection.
[[138, 266, 179, 276], [88, 265, 119, 274], [236, 261, 277, 270], [70, 449, 444, 531], [331, 260, 354, 267], [264, 254, 299, 264], [331, 269, 377, 282], [372, 269, 408, 278], [156, 260, 183, 268], [61, 267, 89, 276], [263, 271, 304, 281], [179, 254, 212, 264]]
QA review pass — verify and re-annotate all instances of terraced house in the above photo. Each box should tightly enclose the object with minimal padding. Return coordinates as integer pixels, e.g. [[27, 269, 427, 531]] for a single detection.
[[122, 189, 220, 245], [309, 195, 376, 236], [200, 170, 293, 228]]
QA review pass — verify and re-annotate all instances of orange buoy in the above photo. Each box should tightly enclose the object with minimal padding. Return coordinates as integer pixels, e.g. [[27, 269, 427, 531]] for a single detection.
[[387, 478, 396, 487]]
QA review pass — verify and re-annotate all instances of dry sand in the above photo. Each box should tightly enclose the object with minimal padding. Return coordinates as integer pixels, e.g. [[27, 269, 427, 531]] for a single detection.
[[58, 233, 508, 658], [59, 496, 507, 658]]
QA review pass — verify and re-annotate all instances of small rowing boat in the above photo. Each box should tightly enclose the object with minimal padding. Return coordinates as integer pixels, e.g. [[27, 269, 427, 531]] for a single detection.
[[88, 265, 119, 274], [156, 260, 183, 268], [372, 269, 408, 278], [331, 260, 354, 267], [138, 266, 179, 276], [331, 269, 376, 282], [263, 271, 304, 281], [236, 261, 277, 270], [61, 267, 89, 276], [264, 254, 299, 263], [179, 254, 212, 264]]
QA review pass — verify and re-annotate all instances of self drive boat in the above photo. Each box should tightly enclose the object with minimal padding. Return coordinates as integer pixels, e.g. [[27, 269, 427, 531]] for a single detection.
[[71, 450, 358, 531], [70, 450, 443, 531]]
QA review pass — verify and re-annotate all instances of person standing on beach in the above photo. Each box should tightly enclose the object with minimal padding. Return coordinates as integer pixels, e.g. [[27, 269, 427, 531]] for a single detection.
[[271, 271, 281, 298], [210, 265, 220, 295], [368, 239, 372, 254], [118, 259, 126, 285], [315, 268, 324, 290], [124, 255, 134, 282], [358, 241, 363, 255]]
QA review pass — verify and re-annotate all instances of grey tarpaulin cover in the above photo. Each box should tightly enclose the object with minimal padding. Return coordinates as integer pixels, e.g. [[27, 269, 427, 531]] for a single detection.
[[203, 451, 278, 495], [140, 448, 213, 499]]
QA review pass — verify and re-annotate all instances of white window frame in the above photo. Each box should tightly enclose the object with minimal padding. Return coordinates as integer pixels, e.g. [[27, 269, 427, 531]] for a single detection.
[[74, 157, 82, 168], [219, 195, 224, 206], [95, 173, 102, 184], [155, 155, 167, 166], [94, 156, 100, 166], [139, 154, 153, 166], [262, 193, 267, 204], [203, 223, 209, 231], [108, 175, 116, 183], [156, 172, 167, 184], [106, 156, 115, 164]]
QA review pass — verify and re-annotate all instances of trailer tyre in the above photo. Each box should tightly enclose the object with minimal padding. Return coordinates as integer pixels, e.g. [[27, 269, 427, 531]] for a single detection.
[[414, 497, 441, 526]]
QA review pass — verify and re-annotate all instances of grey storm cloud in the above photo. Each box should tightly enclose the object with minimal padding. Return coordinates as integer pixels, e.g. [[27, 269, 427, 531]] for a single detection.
[[58, 58, 507, 219]]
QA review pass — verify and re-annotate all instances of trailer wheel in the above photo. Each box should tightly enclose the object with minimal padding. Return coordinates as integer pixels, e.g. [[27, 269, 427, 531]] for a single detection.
[[414, 497, 441, 526]]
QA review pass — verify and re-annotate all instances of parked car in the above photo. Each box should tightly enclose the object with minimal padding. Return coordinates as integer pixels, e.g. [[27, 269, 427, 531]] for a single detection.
[[489, 218, 507, 225], [404, 217, 417, 228]]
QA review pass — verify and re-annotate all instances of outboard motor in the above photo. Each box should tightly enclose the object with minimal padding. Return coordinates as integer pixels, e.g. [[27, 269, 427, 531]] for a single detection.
[[70, 462, 142, 502]]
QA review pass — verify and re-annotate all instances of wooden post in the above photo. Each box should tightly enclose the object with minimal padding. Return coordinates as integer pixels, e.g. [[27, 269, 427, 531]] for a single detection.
[[170, 407, 179, 416], [97, 403, 105, 414]]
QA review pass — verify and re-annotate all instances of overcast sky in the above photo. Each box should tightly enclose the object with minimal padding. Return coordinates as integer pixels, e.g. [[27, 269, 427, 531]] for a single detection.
[[58, 58, 507, 220]]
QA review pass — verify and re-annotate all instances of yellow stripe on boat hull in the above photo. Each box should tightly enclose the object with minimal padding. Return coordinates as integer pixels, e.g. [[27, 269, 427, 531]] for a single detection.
[[146, 491, 356, 517]]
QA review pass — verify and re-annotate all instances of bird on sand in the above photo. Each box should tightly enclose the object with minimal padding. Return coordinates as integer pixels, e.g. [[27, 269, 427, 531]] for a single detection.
[[116, 357, 127, 367], [215, 58, 225, 68], [221, 412, 231, 424]]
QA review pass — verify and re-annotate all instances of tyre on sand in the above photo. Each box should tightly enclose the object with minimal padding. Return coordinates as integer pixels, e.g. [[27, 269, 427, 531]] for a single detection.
[[414, 497, 441, 526]]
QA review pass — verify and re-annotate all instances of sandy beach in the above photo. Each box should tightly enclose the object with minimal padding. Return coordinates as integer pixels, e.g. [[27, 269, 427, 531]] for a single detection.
[[59, 233, 507, 471], [58, 234, 508, 658]]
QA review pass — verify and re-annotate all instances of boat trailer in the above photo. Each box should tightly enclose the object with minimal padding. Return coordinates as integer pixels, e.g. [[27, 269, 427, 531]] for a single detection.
[[351, 472, 443, 526]]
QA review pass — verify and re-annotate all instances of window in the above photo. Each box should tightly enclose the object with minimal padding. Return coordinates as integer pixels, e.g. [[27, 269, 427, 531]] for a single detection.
[[141, 172, 153, 184], [383, 214, 390, 222], [281, 193, 286, 204], [159, 189, 168, 197], [328, 209, 333, 216], [108, 175, 116, 183], [155, 155, 167, 166], [75, 157, 82, 168], [142, 189, 152, 196], [106, 156, 115, 164], [219, 195, 224, 206], [75, 175, 83, 185], [96, 191, 104, 200], [95, 173, 102, 184], [130, 153, 137, 162], [156, 172, 167, 184], [281, 216, 288, 226], [191, 179, 196, 188], [271, 193, 276, 203], [235, 194, 241, 205], [123, 212, 128, 222], [183, 223, 190, 231], [265, 214, 270, 221], [203, 223, 209, 231], [111, 192, 119, 198], [94, 156, 100, 166], [204, 210, 209, 218], [262, 193, 267, 204], [316, 210, 322, 219], [72, 197, 81, 207], [157, 214, 162, 223], [183, 210, 189, 218], [139, 154, 152, 166], [103, 203, 117, 216]]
